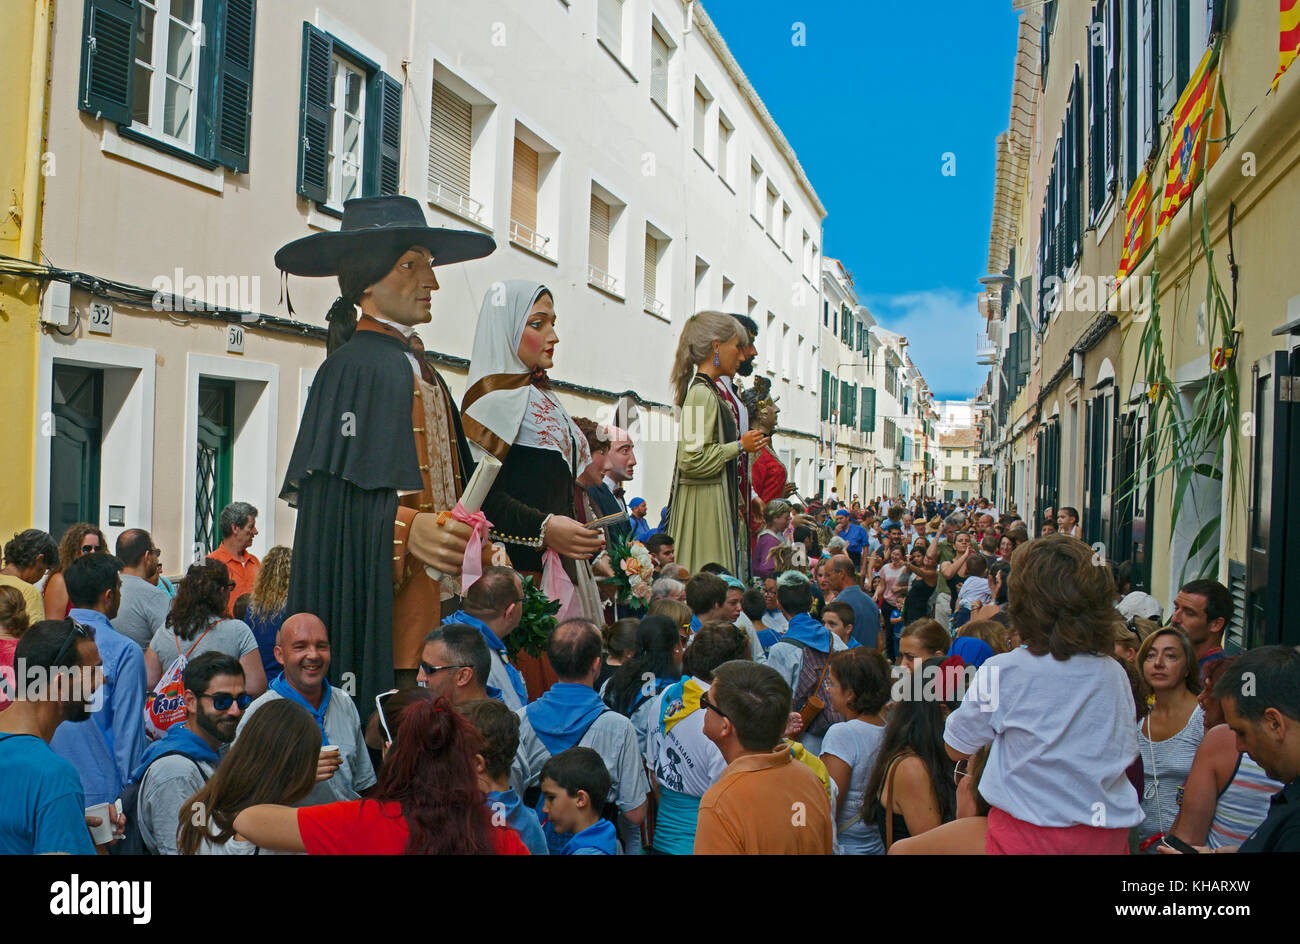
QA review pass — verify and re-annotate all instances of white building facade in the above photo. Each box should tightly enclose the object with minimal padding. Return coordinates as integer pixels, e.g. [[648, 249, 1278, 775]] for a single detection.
[[33, 0, 825, 570]]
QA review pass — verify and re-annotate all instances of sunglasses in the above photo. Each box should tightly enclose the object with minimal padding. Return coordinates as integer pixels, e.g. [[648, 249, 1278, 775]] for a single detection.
[[375, 688, 398, 743], [80, 543, 100, 555], [699, 692, 729, 721], [198, 691, 252, 711], [53, 619, 95, 667], [953, 757, 970, 786], [419, 662, 470, 678]]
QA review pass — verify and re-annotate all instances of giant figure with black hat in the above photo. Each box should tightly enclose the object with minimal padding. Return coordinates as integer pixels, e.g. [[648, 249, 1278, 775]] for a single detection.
[[276, 196, 495, 708]]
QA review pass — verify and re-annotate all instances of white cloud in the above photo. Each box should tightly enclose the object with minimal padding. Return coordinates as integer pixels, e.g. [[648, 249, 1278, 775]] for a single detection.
[[862, 289, 984, 399]]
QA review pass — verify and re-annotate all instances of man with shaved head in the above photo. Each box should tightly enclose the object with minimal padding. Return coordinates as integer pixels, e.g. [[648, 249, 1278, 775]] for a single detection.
[[825, 555, 881, 650], [236, 612, 376, 805]]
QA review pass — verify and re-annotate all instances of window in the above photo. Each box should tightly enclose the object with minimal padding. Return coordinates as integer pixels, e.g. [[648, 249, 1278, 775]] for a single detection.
[[781, 323, 791, 379], [195, 378, 234, 554], [131, 0, 202, 148], [597, 0, 624, 60], [823, 299, 829, 327], [801, 231, 811, 279], [796, 334, 805, 386], [766, 182, 780, 236], [693, 256, 710, 313], [717, 111, 733, 185], [693, 80, 713, 160], [780, 202, 792, 253], [643, 223, 671, 318], [821, 369, 831, 422], [509, 125, 559, 259], [427, 70, 495, 226], [721, 276, 735, 310], [750, 159, 763, 220], [1088, 0, 1120, 220], [296, 25, 401, 209], [650, 21, 673, 112], [588, 194, 612, 290], [79, 0, 255, 170], [765, 311, 777, 373]]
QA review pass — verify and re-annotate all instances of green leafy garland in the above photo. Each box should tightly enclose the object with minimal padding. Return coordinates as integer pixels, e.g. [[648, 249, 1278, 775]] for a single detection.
[[503, 574, 560, 660], [1124, 65, 1241, 585]]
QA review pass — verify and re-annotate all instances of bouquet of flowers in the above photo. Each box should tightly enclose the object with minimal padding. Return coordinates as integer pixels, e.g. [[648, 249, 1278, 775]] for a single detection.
[[602, 536, 655, 612]]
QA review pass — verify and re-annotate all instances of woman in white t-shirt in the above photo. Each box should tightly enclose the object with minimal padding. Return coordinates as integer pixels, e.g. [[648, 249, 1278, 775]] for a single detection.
[[1135, 627, 1204, 851], [820, 648, 891, 854], [943, 535, 1143, 854], [145, 559, 267, 696]]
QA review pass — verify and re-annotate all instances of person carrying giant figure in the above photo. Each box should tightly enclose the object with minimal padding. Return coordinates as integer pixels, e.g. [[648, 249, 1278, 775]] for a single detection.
[[275, 196, 496, 708]]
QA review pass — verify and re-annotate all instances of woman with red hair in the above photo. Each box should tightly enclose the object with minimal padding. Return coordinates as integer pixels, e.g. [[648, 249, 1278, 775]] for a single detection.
[[233, 690, 528, 854]]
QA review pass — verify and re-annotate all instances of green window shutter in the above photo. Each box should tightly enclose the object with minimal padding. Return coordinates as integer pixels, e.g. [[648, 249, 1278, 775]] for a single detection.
[[203, 0, 256, 172], [831, 376, 839, 420], [861, 387, 876, 432], [296, 23, 332, 203], [366, 72, 402, 196], [79, 0, 137, 125], [820, 370, 830, 422]]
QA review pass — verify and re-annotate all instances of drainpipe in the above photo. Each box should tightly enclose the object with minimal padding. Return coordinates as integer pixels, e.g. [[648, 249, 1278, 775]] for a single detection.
[[20, 0, 52, 262]]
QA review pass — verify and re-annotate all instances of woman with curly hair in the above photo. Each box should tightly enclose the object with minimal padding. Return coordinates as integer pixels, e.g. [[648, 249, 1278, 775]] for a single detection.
[[42, 522, 106, 619], [177, 698, 320, 854], [245, 546, 292, 684], [232, 691, 529, 854], [145, 559, 267, 696]]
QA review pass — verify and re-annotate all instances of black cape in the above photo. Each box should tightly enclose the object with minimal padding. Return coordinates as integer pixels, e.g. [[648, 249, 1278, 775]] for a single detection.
[[281, 330, 475, 709]]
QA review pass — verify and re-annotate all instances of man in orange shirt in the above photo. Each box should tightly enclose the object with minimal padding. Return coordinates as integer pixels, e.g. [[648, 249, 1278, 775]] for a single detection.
[[695, 660, 834, 854], [208, 502, 260, 613]]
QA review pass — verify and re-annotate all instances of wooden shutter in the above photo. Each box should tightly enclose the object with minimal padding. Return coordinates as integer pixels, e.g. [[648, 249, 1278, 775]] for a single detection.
[[598, 0, 621, 50], [79, 0, 136, 124], [365, 72, 402, 196], [821, 370, 830, 422], [429, 81, 472, 195], [512, 138, 538, 232], [1105, 0, 1120, 194], [861, 387, 876, 432], [589, 195, 610, 272], [643, 233, 657, 301], [296, 23, 332, 203], [650, 28, 669, 106], [1088, 4, 1104, 220], [204, 0, 256, 172]]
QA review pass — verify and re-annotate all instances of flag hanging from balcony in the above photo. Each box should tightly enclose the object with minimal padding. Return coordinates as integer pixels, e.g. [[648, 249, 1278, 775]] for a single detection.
[[1154, 47, 1219, 238], [1117, 169, 1151, 283], [1276, 0, 1300, 90]]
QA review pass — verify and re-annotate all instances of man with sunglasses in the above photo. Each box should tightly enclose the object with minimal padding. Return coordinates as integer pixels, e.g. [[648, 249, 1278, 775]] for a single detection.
[[133, 652, 248, 855], [417, 624, 493, 706], [236, 613, 376, 806], [49, 553, 146, 808], [440, 566, 528, 709]]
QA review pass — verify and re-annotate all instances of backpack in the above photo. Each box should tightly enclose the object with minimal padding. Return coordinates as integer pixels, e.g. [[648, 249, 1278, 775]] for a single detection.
[[792, 642, 845, 739], [111, 751, 206, 856], [523, 709, 625, 854], [145, 626, 213, 739]]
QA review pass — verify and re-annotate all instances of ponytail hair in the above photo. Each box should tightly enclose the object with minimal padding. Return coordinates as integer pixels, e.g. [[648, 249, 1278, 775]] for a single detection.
[[325, 243, 420, 356], [670, 311, 747, 407], [369, 693, 495, 855]]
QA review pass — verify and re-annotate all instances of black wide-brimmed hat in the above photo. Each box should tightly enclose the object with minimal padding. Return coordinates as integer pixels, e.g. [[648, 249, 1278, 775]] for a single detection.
[[274, 195, 495, 276]]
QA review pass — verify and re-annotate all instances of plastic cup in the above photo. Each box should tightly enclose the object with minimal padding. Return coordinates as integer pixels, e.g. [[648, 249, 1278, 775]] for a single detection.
[[85, 802, 114, 844]]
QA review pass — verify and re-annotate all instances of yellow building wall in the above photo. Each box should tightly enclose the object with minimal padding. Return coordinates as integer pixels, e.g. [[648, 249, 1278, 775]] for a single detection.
[[0, 1, 47, 539]]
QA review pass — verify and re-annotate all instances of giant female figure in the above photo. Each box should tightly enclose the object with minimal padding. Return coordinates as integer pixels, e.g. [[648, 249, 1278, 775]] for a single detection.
[[665, 312, 766, 575]]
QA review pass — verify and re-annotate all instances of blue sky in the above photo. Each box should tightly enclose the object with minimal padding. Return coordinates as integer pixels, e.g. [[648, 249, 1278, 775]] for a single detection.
[[704, 0, 1021, 399]]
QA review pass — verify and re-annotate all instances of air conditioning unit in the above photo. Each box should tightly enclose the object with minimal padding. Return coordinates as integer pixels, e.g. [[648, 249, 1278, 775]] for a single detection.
[[41, 280, 72, 328]]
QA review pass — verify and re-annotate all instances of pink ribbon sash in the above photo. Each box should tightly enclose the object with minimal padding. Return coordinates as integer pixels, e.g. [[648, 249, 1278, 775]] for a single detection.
[[542, 548, 581, 623], [451, 503, 493, 592]]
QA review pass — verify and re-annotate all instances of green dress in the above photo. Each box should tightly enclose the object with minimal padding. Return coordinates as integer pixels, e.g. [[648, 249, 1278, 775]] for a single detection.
[[667, 375, 748, 576]]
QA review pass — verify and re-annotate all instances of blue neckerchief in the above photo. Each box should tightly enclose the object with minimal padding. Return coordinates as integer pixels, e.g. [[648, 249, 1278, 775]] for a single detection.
[[783, 612, 832, 653], [689, 613, 701, 634], [444, 610, 529, 705], [270, 673, 331, 741], [562, 817, 619, 855], [487, 788, 548, 856], [130, 723, 220, 781], [757, 628, 781, 655], [525, 683, 607, 756]]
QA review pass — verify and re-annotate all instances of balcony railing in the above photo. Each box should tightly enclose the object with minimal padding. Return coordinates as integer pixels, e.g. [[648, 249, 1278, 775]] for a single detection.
[[975, 331, 997, 358], [427, 179, 486, 225], [643, 294, 665, 317], [509, 219, 553, 257], [587, 264, 621, 296]]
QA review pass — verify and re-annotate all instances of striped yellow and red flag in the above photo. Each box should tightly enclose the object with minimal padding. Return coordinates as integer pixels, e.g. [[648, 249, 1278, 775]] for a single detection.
[[1117, 170, 1152, 282], [1154, 47, 1218, 237], [1275, 0, 1300, 90]]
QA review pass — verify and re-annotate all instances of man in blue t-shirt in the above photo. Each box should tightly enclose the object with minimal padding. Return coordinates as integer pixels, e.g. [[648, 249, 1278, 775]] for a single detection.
[[0, 619, 117, 854]]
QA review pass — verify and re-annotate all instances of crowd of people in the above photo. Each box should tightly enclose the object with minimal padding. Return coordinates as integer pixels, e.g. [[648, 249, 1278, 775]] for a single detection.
[[4, 195, 1298, 857]]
